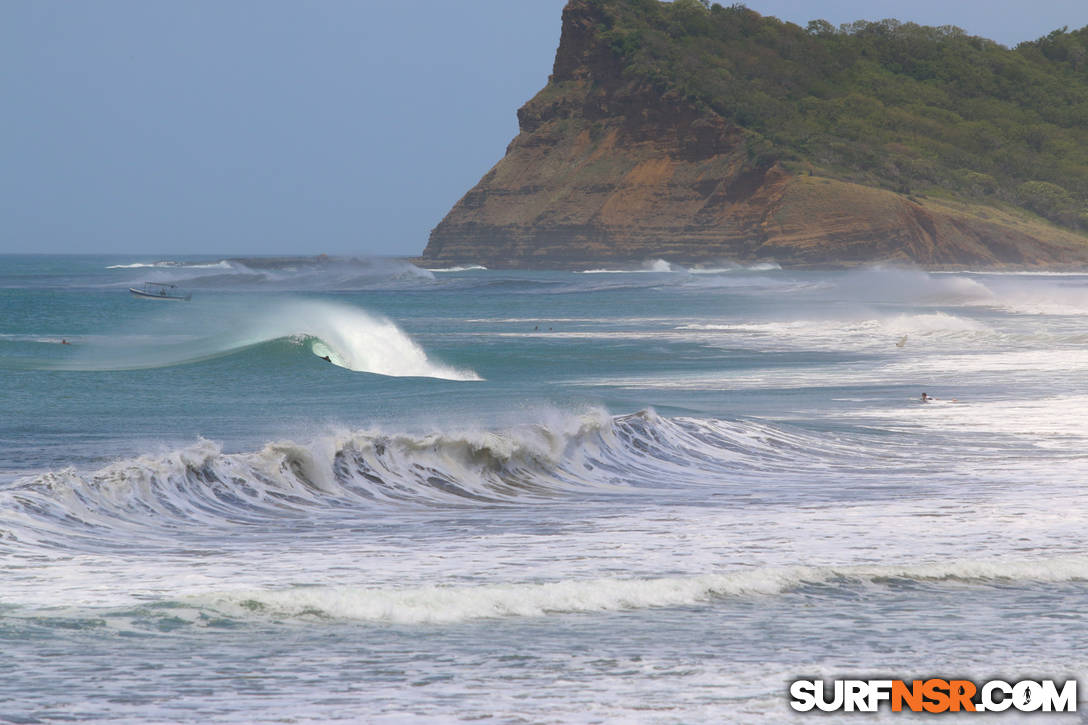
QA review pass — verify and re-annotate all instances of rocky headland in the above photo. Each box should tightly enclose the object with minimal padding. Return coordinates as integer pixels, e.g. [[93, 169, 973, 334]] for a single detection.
[[423, 0, 1088, 269]]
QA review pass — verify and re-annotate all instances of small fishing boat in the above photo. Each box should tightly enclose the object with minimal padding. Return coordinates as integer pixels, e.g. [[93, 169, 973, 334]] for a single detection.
[[129, 281, 192, 301]]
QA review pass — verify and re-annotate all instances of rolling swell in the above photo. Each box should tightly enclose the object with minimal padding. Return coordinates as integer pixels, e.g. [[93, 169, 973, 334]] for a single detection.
[[1, 411, 886, 548]]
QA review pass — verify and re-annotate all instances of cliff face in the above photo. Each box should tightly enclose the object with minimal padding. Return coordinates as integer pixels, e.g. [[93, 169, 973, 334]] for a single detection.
[[423, 0, 1088, 269]]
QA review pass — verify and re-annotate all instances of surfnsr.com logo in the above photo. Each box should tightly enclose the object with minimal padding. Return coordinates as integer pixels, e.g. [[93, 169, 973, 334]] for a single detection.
[[789, 679, 1078, 713]]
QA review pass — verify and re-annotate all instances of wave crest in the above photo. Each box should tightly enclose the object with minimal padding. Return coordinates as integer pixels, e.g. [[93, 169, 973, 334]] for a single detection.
[[40, 299, 479, 380], [203, 554, 1088, 623], [109, 255, 435, 290], [2, 410, 867, 546]]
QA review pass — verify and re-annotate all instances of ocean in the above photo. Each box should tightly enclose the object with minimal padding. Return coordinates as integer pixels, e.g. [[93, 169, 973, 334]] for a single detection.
[[2, 254, 1086, 723]]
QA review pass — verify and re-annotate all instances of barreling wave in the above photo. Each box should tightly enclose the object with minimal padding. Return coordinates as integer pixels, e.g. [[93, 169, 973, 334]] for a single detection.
[[202, 554, 1088, 624], [0, 410, 889, 548], [34, 299, 478, 380]]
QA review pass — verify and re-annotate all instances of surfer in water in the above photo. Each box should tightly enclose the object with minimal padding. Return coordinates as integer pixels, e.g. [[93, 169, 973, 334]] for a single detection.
[[921, 392, 934, 402]]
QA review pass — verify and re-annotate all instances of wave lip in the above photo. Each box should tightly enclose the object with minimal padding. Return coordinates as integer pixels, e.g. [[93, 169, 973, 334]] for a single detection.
[[1, 409, 619, 541], [266, 299, 479, 380], [2, 409, 845, 542], [37, 298, 479, 380]]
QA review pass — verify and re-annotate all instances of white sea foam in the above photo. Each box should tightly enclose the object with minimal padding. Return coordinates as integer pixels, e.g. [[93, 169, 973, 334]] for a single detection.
[[106, 260, 232, 270], [594, 346, 1088, 392], [852, 393, 1088, 445], [0, 409, 903, 551], [993, 286, 1088, 316], [205, 554, 1088, 624], [689, 261, 782, 273], [581, 258, 683, 274], [470, 312, 995, 351], [676, 312, 990, 349], [11, 260, 1088, 723], [832, 266, 997, 305], [257, 299, 479, 379], [106, 261, 179, 269], [934, 269, 1088, 277], [2, 409, 625, 539], [846, 266, 1088, 316]]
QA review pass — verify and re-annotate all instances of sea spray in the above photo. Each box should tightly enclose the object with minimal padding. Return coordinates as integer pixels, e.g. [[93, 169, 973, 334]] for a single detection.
[[831, 265, 995, 305], [250, 299, 478, 379], [37, 298, 480, 380], [2, 408, 954, 551]]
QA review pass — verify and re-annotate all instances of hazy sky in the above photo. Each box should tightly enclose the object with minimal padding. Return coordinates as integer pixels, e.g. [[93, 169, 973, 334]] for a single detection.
[[3, 1, 1087, 258]]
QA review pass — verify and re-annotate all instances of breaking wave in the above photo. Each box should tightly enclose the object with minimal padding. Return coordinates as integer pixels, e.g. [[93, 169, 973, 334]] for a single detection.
[[829, 266, 996, 305], [581, 259, 783, 275], [203, 554, 1088, 623], [106, 260, 233, 270], [108, 255, 436, 290], [689, 261, 782, 273], [37, 298, 479, 380], [429, 265, 488, 272], [0, 410, 892, 547], [581, 258, 683, 274], [674, 312, 994, 353]]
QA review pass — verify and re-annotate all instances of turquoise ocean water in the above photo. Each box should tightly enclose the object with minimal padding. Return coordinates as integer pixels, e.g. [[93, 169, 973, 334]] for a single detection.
[[2, 254, 1087, 722]]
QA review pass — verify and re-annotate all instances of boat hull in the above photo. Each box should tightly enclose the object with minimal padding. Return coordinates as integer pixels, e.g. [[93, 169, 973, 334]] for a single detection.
[[129, 288, 191, 301]]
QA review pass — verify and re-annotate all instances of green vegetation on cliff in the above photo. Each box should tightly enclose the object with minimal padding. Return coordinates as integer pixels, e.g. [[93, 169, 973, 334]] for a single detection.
[[424, 0, 1088, 269], [588, 0, 1088, 230]]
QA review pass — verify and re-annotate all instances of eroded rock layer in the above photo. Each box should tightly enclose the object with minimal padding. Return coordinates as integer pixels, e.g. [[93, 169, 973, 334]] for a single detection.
[[423, 0, 1088, 269]]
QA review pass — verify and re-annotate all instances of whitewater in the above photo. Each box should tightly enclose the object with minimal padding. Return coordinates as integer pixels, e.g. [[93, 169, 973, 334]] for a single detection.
[[2, 255, 1088, 723]]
